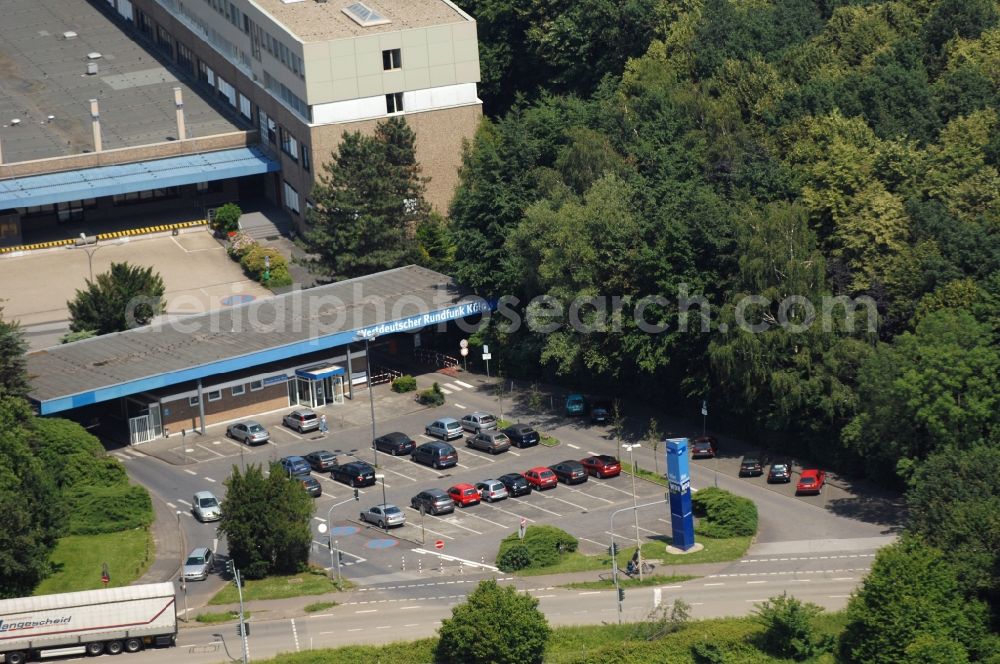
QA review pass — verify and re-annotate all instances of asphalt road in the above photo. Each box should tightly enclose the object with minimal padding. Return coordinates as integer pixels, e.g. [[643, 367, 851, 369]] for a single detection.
[[111, 372, 901, 639]]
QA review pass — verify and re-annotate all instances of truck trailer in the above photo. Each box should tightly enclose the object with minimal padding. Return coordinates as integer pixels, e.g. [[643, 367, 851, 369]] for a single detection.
[[0, 582, 177, 664]]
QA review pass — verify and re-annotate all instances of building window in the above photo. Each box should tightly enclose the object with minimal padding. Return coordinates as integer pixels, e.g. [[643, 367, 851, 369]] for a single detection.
[[231, 384, 246, 396], [238, 93, 252, 120], [177, 43, 195, 75], [386, 92, 403, 114], [382, 48, 401, 70], [282, 181, 300, 214], [280, 129, 298, 162], [188, 396, 200, 407], [250, 380, 263, 391], [207, 390, 222, 402], [301, 144, 311, 173]]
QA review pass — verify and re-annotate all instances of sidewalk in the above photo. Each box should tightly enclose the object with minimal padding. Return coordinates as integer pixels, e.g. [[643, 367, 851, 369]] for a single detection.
[[135, 490, 186, 585]]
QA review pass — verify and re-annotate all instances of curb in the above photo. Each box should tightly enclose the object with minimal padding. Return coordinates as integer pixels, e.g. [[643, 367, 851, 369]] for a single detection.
[[0, 219, 207, 255]]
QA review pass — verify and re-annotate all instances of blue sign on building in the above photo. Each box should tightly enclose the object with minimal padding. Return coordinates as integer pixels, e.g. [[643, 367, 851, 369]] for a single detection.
[[665, 437, 695, 550]]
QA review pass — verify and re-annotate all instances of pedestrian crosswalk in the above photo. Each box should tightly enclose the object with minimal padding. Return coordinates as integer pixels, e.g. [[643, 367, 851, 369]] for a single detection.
[[437, 379, 474, 395]]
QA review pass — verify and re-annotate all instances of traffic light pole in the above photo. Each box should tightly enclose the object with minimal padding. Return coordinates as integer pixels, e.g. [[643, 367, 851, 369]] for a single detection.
[[609, 498, 670, 624], [324, 493, 360, 588], [229, 564, 248, 664]]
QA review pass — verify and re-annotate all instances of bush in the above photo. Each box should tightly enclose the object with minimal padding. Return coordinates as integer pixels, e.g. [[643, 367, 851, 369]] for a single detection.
[[211, 203, 242, 234], [267, 263, 293, 288], [497, 525, 578, 570], [240, 245, 289, 285], [227, 232, 257, 260], [691, 487, 758, 538], [754, 592, 824, 660], [392, 375, 417, 393], [65, 484, 154, 535], [418, 382, 445, 406], [497, 542, 532, 572]]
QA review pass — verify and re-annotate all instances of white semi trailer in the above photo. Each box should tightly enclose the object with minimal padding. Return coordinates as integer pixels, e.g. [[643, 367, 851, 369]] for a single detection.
[[0, 583, 177, 664]]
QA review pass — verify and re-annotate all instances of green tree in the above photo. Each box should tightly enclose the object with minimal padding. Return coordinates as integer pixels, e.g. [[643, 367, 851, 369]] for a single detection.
[[906, 444, 1000, 607], [67, 262, 165, 335], [415, 212, 456, 272], [218, 463, 313, 579], [839, 538, 988, 664], [0, 306, 28, 398], [753, 592, 824, 661], [0, 397, 62, 597], [303, 118, 427, 280], [210, 202, 242, 235], [903, 634, 971, 664], [436, 579, 551, 664]]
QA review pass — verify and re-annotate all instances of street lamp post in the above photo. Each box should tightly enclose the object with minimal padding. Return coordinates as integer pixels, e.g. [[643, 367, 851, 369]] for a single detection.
[[74, 235, 126, 281], [319, 494, 360, 587], [622, 443, 644, 581], [609, 498, 669, 624], [376, 473, 388, 533], [356, 334, 379, 468], [176, 510, 188, 622]]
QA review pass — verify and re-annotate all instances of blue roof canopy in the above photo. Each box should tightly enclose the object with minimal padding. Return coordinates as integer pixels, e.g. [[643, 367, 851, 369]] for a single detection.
[[0, 146, 279, 208]]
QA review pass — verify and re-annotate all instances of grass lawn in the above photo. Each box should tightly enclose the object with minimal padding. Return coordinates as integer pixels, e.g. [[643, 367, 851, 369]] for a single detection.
[[561, 574, 697, 590], [621, 464, 668, 487], [34, 528, 153, 595], [512, 535, 750, 577], [209, 570, 350, 605], [195, 610, 249, 624], [539, 433, 560, 447]]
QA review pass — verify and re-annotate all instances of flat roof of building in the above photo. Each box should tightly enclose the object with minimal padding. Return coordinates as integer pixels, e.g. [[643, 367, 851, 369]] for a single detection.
[[0, 0, 241, 164], [256, 0, 473, 43], [27, 265, 488, 414]]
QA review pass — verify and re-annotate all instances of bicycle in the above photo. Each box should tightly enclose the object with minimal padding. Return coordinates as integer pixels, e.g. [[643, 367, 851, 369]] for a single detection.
[[623, 562, 654, 577]]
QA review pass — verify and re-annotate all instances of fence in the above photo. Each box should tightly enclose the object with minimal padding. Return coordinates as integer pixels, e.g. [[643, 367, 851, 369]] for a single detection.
[[413, 348, 459, 369]]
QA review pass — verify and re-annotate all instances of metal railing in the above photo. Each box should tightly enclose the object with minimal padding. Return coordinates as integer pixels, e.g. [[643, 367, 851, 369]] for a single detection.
[[413, 348, 459, 368]]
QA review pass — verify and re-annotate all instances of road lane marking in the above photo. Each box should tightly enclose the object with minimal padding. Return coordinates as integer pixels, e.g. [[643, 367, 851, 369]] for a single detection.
[[166, 502, 176, 508], [454, 403, 467, 409], [587, 450, 601, 456], [204, 477, 216, 483], [567, 443, 580, 449], [355, 609, 377, 614], [578, 591, 602, 595], [412, 548, 499, 571], [177, 499, 191, 507], [290, 619, 300, 652], [184, 469, 197, 475], [579, 536, 607, 548], [747, 581, 767, 584], [703, 583, 724, 586], [401, 605, 422, 610], [507, 450, 521, 456]]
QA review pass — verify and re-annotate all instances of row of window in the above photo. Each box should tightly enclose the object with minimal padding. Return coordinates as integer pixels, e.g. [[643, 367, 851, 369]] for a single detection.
[[187, 379, 264, 406], [262, 71, 309, 120], [244, 12, 305, 80]]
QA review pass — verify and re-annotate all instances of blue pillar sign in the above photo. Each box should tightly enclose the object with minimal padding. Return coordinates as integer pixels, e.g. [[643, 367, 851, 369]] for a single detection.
[[665, 437, 696, 550]]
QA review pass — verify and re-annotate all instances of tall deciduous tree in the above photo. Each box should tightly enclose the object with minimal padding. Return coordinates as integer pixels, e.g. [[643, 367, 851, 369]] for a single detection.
[[304, 118, 427, 280], [67, 262, 165, 335], [218, 463, 313, 579], [0, 306, 29, 398], [0, 397, 62, 597], [436, 579, 550, 664]]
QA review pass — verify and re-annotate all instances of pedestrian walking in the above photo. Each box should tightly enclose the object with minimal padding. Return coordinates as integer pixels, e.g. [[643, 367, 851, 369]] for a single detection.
[[319, 414, 328, 436]]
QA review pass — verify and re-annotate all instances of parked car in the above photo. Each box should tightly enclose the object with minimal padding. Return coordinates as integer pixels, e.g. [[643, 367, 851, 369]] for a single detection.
[[739, 452, 765, 477], [549, 460, 588, 485], [503, 423, 540, 448], [448, 483, 481, 507], [796, 469, 826, 495], [182, 547, 214, 581], [411, 441, 458, 469], [410, 489, 455, 515], [466, 430, 512, 454], [589, 398, 613, 424], [690, 436, 718, 459], [580, 455, 621, 478], [305, 450, 338, 472], [498, 473, 532, 497], [425, 417, 464, 441], [283, 409, 319, 433], [767, 462, 792, 483], [360, 504, 406, 528], [279, 455, 311, 477], [460, 412, 498, 434], [226, 420, 269, 445], [330, 460, 376, 487], [523, 466, 558, 490], [192, 491, 221, 522], [295, 473, 322, 498], [475, 479, 509, 502], [373, 431, 416, 456], [565, 393, 587, 416]]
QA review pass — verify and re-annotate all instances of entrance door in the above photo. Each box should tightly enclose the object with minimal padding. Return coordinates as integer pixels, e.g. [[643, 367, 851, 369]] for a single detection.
[[330, 376, 345, 404], [129, 415, 154, 445], [313, 379, 326, 407]]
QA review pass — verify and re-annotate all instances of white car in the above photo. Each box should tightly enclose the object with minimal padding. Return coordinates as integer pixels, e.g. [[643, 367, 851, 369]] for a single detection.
[[192, 491, 221, 522]]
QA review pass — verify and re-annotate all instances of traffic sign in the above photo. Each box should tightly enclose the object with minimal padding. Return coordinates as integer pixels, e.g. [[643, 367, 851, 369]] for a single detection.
[[460, 347, 468, 356], [482, 353, 492, 360], [434, 540, 444, 550], [460, 339, 468, 348]]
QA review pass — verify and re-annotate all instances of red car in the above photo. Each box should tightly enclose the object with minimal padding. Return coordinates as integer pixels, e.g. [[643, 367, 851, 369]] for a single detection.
[[580, 455, 621, 478], [523, 467, 558, 490], [690, 436, 718, 458], [447, 483, 481, 507], [796, 469, 826, 495]]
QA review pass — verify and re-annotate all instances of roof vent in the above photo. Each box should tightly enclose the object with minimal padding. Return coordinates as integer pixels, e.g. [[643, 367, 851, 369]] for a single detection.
[[342, 1, 390, 26], [86, 62, 99, 75], [63, 31, 78, 39], [87, 52, 102, 60]]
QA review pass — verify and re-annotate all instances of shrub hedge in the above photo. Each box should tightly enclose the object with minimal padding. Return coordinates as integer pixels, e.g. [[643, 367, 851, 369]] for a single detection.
[[691, 487, 758, 538], [497, 525, 578, 571], [65, 484, 154, 535], [392, 375, 417, 392], [418, 382, 445, 406]]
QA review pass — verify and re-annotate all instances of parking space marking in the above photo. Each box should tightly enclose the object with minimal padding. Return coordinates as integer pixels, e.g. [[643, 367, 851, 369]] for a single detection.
[[564, 485, 613, 503], [377, 465, 419, 482], [595, 483, 635, 497], [456, 510, 508, 529], [282, 428, 304, 440], [437, 516, 483, 535], [184, 469, 197, 476], [177, 499, 191, 507], [166, 502, 176, 508], [419, 434, 435, 441], [567, 443, 580, 449], [586, 450, 601, 456], [508, 497, 562, 517], [454, 380, 474, 389], [224, 439, 245, 452], [538, 492, 587, 511], [416, 525, 455, 540], [506, 449, 521, 456], [454, 403, 467, 409], [204, 477, 216, 483], [483, 504, 535, 522], [578, 536, 606, 548]]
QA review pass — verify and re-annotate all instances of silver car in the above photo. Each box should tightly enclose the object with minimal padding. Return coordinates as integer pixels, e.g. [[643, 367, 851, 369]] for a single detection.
[[467, 431, 511, 454], [360, 504, 406, 529], [425, 417, 463, 441], [460, 412, 498, 434], [283, 409, 319, 433], [227, 420, 270, 445], [475, 479, 509, 502], [192, 491, 221, 522], [182, 547, 214, 581]]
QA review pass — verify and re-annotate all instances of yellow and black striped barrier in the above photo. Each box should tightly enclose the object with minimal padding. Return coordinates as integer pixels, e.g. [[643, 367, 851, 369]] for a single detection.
[[0, 219, 208, 254]]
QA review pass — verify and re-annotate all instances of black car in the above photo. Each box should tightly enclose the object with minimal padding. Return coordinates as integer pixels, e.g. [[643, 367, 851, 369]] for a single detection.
[[589, 399, 613, 424], [767, 462, 792, 483], [295, 473, 322, 498], [411, 441, 458, 469], [305, 450, 338, 472], [739, 452, 765, 477], [503, 424, 540, 448], [549, 460, 588, 485], [331, 461, 376, 487], [373, 431, 416, 456], [498, 473, 532, 497], [410, 488, 455, 515]]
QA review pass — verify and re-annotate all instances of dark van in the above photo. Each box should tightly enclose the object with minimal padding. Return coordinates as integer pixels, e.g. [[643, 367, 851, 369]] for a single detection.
[[411, 442, 458, 469]]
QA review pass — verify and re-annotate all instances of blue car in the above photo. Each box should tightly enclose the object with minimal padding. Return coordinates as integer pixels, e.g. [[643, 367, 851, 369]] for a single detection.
[[565, 394, 587, 416], [280, 455, 311, 477]]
